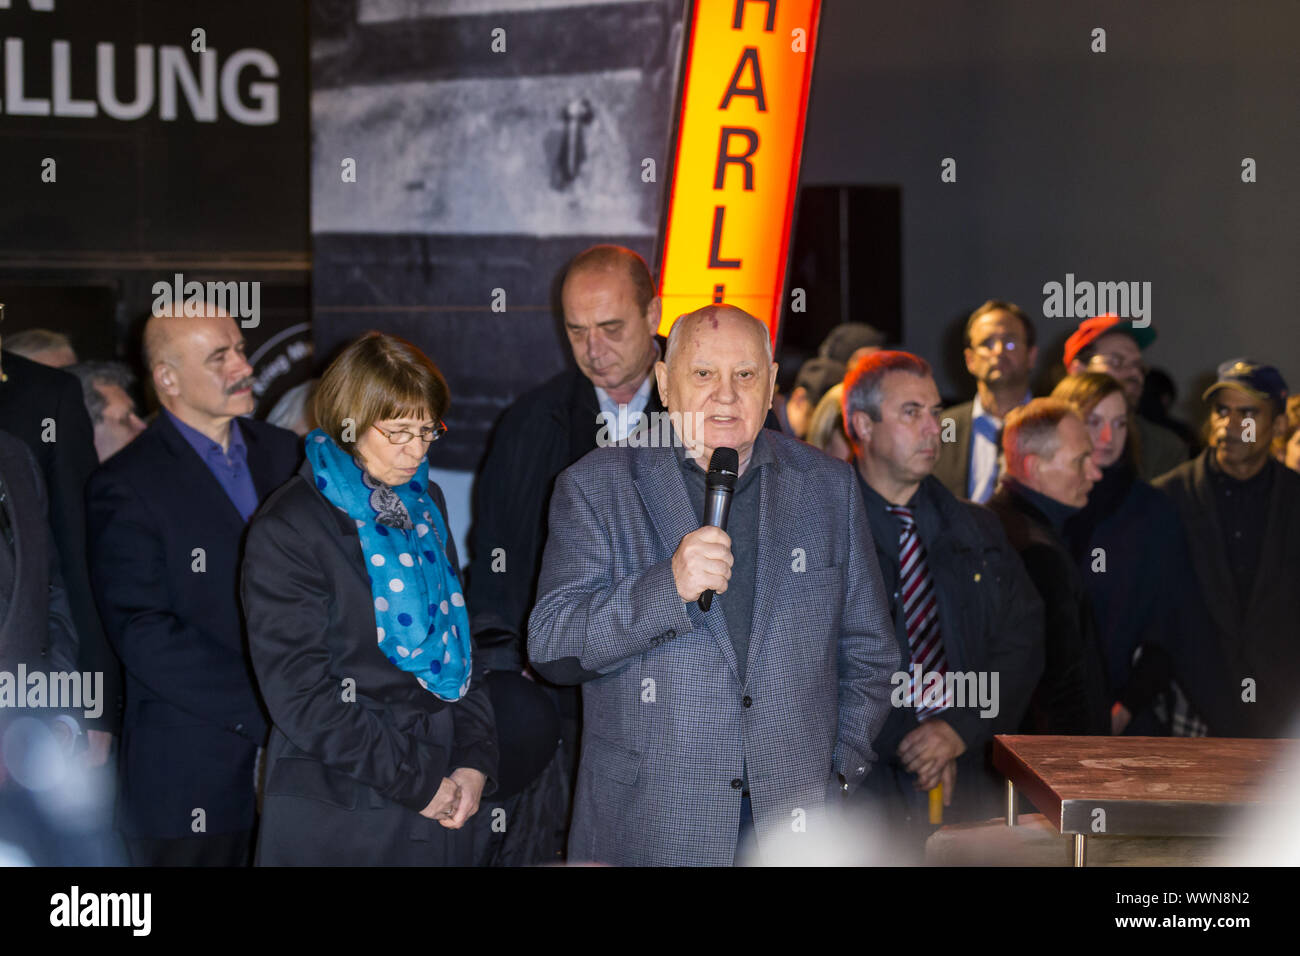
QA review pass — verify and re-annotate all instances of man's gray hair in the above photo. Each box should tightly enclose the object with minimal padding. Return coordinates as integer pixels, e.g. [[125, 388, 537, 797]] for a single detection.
[[664, 305, 773, 368], [841, 350, 932, 452], [68, 361, 137, 425]]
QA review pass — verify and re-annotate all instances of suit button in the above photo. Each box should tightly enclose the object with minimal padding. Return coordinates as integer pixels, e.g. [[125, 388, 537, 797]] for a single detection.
[[743, 696, 752, 708], [234, 723, 244, 733], [665, 629, 676, 639], [731, 778, 743, 789]]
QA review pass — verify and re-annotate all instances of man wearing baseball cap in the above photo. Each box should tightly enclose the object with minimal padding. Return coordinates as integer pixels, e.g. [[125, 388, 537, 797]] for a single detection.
[[1063, 315, 1189, 480], [1154, 359, 1300, 737]]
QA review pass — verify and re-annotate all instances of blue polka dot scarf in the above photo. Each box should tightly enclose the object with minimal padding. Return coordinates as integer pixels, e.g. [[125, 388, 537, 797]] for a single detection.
[[306, 429, 471, 701]]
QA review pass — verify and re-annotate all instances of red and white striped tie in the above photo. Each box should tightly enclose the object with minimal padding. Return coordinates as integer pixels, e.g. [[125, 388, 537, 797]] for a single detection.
[[887, 505, 949, 719]]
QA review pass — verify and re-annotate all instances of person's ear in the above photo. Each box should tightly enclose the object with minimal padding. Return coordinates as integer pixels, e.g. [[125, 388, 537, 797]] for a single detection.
[[1025, 452, 1043, 485], [851, 410, 873, 449], [963, 346, 977, 376], [766, 362, 778, 406], [152, 362, 178, 398], [653, 360, 670, 409], [1027, 344, 1039, 369], [645, 296, 662, 337]]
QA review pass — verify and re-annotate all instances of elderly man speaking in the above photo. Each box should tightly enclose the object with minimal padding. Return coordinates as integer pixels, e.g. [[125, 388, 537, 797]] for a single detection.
[[528, 305, 898, 865]]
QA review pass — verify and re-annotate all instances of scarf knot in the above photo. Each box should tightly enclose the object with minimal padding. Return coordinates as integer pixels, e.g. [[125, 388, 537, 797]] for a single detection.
[[306, 429, 471, 701]]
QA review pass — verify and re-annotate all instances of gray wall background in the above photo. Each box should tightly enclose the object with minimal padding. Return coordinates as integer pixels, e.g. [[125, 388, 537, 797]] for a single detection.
[[800, 0, 1298, 418]]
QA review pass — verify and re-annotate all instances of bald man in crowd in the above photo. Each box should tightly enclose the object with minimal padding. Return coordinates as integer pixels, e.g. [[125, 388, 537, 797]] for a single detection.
[[86, 305, 300, 866], [528, 304, 898, 866]]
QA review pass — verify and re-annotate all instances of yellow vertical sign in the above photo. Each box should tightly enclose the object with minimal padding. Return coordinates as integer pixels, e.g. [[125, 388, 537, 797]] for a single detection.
[[658, 0, 822, 344]]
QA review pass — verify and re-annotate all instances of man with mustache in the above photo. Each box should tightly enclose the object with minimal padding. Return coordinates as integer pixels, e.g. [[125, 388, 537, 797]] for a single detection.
[[86, 305, 301, 866], [843, 351, 1042, 853], [1154, 360, 1300, 737]]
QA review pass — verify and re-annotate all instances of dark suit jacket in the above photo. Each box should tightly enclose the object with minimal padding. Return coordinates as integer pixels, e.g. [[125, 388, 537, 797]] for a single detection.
[[241, 457, 498, 866], [987, 485, 1110, 736], [932, 400, 974, 499], [0, 351, 119, 733], [861, 475, 1044, 822], [1154, 451, 1300, 736], [0, 429, 78, 675], [86, 412, 301, 839]]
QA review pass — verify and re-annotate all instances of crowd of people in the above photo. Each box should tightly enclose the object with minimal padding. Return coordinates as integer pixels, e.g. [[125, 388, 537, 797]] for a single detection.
[[0, 244, 1296, 866]]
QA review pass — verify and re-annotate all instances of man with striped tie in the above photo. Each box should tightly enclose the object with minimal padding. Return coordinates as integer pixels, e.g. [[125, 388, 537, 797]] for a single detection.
[[843, 351, 1044, 854]]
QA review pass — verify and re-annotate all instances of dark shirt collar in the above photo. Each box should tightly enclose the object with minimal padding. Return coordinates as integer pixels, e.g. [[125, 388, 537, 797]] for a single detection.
[[1205, 447, 1276, 491], [1001, 475, 1079, 531], [164, 407, 245, 461], [673, 424, 773, 484], [855, 467, 920, 514]]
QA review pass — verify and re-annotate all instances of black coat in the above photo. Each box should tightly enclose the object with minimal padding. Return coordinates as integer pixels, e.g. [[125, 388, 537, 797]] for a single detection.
[[988, 483, 1111, 736], [86, 413, 301, 839], [1062, 463, 1237, 734], [0, 351, 120, 733], [860, 474, 1044, 822], [1154, 451, 1300, 737], [0, 429, 78, 675], [241, 457, 498, 866]]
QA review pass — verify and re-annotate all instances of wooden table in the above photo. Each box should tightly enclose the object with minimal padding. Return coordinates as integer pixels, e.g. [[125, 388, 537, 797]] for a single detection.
[[992, 735, 1295, 866]]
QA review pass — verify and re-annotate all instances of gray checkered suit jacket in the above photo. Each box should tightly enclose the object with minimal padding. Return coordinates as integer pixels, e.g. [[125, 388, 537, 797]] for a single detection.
[[528, 430, 899, 865]]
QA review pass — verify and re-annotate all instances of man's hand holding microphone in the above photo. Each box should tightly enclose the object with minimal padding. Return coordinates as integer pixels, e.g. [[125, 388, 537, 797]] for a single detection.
[[672, 447, 739, 607]]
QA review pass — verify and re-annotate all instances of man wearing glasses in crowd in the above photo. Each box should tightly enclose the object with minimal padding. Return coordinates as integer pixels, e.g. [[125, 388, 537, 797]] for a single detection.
[[1063, 315, 1190, 481], [934, 300, 1038, 503]]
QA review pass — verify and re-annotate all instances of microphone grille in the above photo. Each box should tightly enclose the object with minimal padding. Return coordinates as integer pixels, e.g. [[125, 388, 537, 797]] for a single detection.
[[706, 447, 740, 488]]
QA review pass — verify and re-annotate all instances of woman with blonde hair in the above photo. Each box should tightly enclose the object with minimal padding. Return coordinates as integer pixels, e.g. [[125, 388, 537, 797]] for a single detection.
[[804, 382, 852, 462]]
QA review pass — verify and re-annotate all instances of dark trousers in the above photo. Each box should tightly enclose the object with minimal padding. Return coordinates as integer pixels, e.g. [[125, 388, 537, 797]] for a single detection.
[[126, 828, 253, 867], [735, 792, 756, 865]]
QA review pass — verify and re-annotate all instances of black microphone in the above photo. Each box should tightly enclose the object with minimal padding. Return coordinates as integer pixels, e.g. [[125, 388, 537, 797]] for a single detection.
[[698, 447, 739, 613]]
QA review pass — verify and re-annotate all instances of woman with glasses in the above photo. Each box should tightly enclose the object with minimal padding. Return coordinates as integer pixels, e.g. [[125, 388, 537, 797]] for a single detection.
[[241, 331, 497, 865]]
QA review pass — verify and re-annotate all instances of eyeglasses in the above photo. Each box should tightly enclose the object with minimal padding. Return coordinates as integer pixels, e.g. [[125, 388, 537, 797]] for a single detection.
[[972, 336, 1022, 354], [372, 421, 448, 445]]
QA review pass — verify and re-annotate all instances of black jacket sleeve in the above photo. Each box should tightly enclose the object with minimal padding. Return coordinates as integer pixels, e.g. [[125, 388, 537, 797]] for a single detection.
[[943, 516, 1045, 751], [52, 377, 121, 733], [242, 509, 453, 814], [1020, 543, 1105, 735], [87, 467, 265, 739], [465, 408, 543, 674], [21, 441, 79, 674]]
